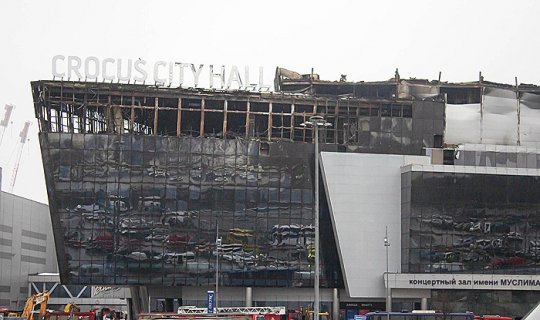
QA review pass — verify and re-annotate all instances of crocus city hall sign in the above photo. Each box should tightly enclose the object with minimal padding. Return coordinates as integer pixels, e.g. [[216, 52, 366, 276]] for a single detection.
[[51, 55, 271, 91]]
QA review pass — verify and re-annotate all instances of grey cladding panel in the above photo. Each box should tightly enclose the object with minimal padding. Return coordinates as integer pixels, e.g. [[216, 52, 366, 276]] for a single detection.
[[0, 225, 13, 233], [20, 255, 46, 265], [21, 229, 47, 241], [0, 251, 14, 260], [21, 242, 47, 252]]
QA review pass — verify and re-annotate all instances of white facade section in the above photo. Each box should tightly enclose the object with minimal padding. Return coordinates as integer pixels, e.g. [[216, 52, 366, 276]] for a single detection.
[[388, 273, 540, 291], [319, 152, 429, 298], [482, 88, 519, 145], [445, 87, 540, 147], [445, 103, 481, 145]]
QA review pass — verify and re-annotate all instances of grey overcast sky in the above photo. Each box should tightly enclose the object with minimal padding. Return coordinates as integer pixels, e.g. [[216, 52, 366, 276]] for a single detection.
[[0, 0, 539, 203]]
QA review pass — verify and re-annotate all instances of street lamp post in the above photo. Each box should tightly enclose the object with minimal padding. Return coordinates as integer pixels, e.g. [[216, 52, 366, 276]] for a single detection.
[[215, 225, 222, 311], [301, 116, 331, 320], [384, 226, 391, 320]]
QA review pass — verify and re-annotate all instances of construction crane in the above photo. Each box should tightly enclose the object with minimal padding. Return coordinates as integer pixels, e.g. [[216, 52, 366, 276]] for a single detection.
[[21, 291, 50, 320], [9, 121, 31, 193], [0, 104, 14, 146]]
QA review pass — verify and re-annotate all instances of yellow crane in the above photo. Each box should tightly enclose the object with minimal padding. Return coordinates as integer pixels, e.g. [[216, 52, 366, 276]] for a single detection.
[[21, 291, 50, 320], [63, 303, 81, 313]]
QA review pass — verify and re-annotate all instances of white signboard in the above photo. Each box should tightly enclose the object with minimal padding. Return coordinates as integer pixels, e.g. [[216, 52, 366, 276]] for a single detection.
[[388, 273, 540, 291], [91, 286, 130, 298], [52, 55, 272, 91]]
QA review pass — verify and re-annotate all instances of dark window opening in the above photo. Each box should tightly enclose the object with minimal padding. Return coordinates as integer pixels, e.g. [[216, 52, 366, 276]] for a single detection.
[[251, 102, 269, 113], [359, 107, 370, 116], [228, 101, 247, 111], [353, 84, 396, 99], [369, 105, 380, 116], [272, 103, 291, 113], [206, 100, 224, 110], [391, 104, 402, 117], [343, 121, 358, 143], [324, 117, 336, 143], [159, 97, 178, 108], [119, 107, 132, 134], [433, 135, 443, 148], [226, 113, 246, 138], [252, 114, 269, 139], [441, 87, 481, 104], [84, 106, 106, 134], [111, 95, 122, 105], [293, 115, 312, 142], [157, 109, 178, 136], [402, 105, 413, 118], [295, 104, 314, 113], [336, 118, 345, 144], [133, 108, 154, 134], [180, 110, 201, 137], [271, 114, 292, 140], [443, 149, 455, 165], [203, 112, 224, 137], [381, 104, 392, 117], [141, 96, 156, 108], [97, 93, 109, 104], [183, 98, 202, 110]]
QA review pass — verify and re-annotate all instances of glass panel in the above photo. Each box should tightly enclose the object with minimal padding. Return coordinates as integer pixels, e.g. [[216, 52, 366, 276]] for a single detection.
[[43, 132, 341, 288], [407, 172, 540, 275]]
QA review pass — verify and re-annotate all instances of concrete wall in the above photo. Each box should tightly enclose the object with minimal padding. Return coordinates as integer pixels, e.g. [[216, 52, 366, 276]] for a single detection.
[[319, 152, 429, 298], [0, 191, 56, 308]]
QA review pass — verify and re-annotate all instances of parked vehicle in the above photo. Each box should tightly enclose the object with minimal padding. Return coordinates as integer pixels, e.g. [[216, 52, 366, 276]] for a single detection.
[[474, 315, 512, 320], [365, 311, 474, 320]]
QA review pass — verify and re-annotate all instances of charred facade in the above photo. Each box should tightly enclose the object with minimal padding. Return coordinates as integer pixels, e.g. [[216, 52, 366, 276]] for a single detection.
[[32, 68, 540, 316]]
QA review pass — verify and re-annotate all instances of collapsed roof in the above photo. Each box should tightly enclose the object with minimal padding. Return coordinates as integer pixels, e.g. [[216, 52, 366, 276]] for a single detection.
[[275, 67, 540, 104]]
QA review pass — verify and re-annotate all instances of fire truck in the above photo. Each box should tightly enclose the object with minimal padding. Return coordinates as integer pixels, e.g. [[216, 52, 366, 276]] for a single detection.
[[139, 306, 286, 320]]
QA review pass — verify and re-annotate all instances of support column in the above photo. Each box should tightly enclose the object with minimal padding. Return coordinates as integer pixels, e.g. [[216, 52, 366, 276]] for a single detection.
[[139, 286, 149, 313], [127, 298, 135, 320], [332, 288, 339, 320], [421, 298, 428, 310], [129, 287, 141, 320], [245, 287, 253, 307]]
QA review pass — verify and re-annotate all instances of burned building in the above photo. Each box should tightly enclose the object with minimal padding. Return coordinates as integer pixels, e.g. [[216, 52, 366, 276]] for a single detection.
[[32, 67, 540, 318]]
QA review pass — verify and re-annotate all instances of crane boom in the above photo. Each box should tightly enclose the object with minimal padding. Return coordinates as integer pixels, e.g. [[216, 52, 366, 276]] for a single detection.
[[0, 104, 14, 146], [9, 121, 31, 193]]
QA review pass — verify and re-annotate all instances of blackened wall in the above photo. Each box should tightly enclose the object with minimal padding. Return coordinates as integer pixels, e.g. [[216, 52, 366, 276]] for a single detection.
[[344, 100, 444, 155]]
